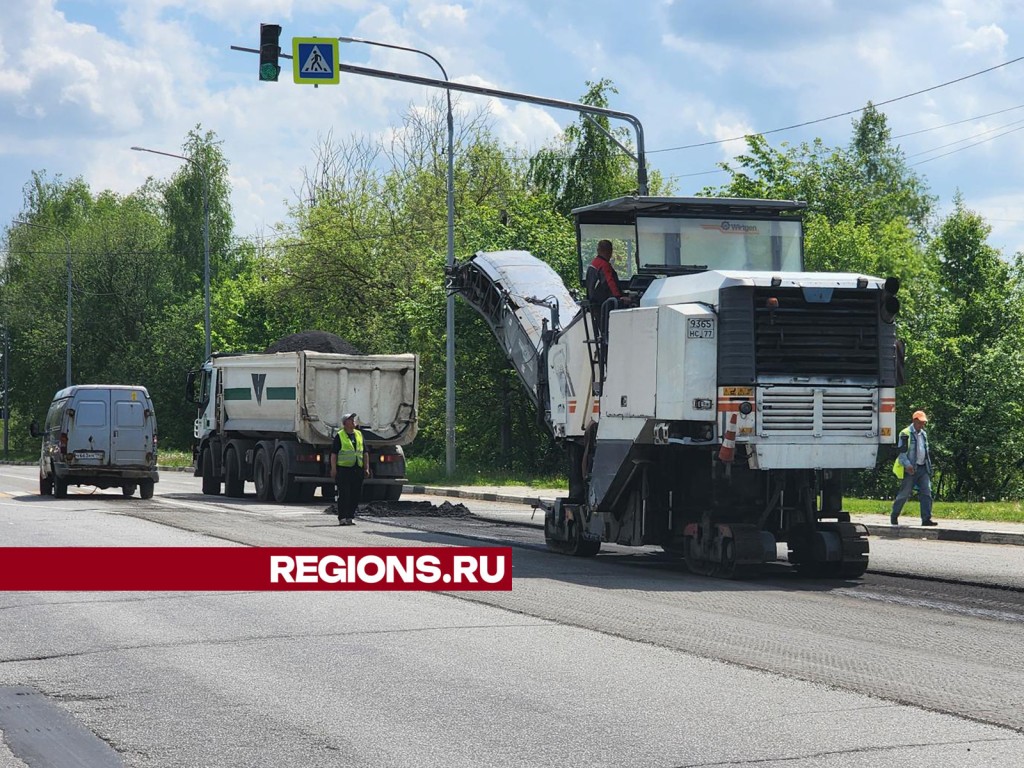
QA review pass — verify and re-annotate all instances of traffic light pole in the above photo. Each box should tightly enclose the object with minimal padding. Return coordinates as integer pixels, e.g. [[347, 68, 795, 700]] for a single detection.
[[235, 34, 649, 474], [233, 42, 649, 192]]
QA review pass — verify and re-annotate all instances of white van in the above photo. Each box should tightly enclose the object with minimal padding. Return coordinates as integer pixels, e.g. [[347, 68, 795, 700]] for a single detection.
[[34, 385, 159, 499]]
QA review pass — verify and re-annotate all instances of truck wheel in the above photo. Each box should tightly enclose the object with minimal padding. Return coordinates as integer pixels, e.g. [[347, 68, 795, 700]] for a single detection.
[[385, 485, 402, 502], [253, 450, 271, 501], [122, 484, 137, 498], [40, 473, 53, 496], [201, 449, 221, 495], [271, 450, 291, 503], [224, 447, 244, 498], [54, 477, 68, 499], [139, 480, 155, 500]]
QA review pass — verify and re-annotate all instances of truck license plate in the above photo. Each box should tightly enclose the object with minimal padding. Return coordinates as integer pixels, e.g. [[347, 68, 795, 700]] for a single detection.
[[75, 451, 103, 460], [687, 318, 715, 338]]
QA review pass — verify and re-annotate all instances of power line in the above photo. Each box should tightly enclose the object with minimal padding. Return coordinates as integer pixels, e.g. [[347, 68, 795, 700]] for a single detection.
[[649, 55, 1024, 154], [905, 117, 1024, 158], [892, 103, 1024, 139], [670, 106, 1024, 182], [910, 123, 1024, 166]]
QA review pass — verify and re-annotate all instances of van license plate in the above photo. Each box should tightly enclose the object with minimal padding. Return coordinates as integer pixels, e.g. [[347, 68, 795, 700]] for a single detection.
[[75, 451, 103, 460]]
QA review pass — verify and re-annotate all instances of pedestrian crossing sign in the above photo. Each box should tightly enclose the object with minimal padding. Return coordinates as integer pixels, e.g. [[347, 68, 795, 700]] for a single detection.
[[292, 37, 339, 85]]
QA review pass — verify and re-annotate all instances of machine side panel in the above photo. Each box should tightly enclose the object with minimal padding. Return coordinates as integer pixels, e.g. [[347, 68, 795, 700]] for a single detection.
[[656, 304, 718, 422], [602, 308, 657, 419], [546, 315, 593, 438]]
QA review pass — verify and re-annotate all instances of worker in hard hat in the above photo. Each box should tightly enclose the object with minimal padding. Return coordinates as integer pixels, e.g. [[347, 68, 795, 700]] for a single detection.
[[891, 410, 937, 527]]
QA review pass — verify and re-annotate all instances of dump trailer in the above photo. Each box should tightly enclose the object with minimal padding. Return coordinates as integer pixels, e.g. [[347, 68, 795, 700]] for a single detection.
[[186, 351, 418, 503], [449, 196, 901, 577]]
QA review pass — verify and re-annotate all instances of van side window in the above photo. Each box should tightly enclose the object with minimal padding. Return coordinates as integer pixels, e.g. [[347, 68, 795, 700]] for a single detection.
[[45, 398, 69, 432], [77, 400, 106, 427]]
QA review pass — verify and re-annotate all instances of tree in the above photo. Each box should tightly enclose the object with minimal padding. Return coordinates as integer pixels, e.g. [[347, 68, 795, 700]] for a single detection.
[[528, 80, 665, 215], [914, 197, 1024, 498], [161, 127, 234, 294]]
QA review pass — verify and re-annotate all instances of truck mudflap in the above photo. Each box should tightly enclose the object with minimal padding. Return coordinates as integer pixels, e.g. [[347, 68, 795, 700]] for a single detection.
[[543, 499, 601, 557]]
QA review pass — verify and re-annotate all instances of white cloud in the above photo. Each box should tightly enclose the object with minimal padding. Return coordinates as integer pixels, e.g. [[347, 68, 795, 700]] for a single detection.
[[954, 23, 1009, 54], [412, 2, 468, 30]]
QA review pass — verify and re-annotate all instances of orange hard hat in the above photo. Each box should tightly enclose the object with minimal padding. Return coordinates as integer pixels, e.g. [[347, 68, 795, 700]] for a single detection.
[[912, 410, 928, 423]]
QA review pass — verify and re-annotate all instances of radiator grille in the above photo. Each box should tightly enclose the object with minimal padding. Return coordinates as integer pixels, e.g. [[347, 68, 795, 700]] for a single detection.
[[754, 288, 880, 376], [760, 388, 875, 435]]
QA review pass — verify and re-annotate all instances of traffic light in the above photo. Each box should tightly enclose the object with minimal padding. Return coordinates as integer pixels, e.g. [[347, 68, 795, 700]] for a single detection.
[[881, 276, 901, 324], [259, 23, 282, 82]]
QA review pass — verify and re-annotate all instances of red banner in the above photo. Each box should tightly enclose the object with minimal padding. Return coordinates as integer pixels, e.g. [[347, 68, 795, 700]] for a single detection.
[[0, 547, 513, 591]]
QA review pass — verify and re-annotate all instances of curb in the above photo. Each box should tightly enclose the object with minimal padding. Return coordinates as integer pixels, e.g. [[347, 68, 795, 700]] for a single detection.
[[863, 524, 1024, 547], [407, 486, 1024, 547]]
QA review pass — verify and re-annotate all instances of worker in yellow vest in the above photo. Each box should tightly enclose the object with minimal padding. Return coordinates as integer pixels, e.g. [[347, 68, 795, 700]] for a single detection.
[[330, 413, 370, 526]]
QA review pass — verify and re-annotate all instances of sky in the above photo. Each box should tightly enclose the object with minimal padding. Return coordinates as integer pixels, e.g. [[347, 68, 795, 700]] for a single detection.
[[3, 0, 1024, 257]]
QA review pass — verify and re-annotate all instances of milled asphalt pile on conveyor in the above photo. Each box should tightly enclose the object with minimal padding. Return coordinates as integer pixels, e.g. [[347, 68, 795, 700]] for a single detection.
[[322, 500, 473, 518]]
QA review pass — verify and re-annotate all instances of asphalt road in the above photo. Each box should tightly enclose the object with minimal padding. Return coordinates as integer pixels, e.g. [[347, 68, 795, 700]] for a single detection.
[[0, 465, 1022, 767]]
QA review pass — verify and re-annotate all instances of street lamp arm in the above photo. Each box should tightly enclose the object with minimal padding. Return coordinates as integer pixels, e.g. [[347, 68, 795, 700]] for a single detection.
[[338, 37, 449, 81]]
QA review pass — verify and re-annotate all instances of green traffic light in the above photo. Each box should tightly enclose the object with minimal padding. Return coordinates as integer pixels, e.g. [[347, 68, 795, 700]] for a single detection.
[[259, 62, 280, 81]]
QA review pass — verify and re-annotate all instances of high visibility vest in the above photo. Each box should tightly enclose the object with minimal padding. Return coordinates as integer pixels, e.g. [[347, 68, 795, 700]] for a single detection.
[[337, 430, 364, 468], [892, 425, 926, 478]]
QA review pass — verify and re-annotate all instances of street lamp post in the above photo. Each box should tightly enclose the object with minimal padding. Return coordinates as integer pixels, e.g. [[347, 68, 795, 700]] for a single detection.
[[16, 220, 72, 388], [339, 36, 457, 477], [131, 146, 212, 361]]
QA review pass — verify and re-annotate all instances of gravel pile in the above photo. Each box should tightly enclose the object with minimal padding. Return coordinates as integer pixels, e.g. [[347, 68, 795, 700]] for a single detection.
[[265, 331, 363, 355]]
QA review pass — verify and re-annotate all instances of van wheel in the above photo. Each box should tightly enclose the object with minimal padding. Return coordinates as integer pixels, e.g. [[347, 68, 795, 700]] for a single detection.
[[40, 473, 53, 496], [54, 478, 68, 499], [201, 449, 220, 495], [224, 447, 244, 498], [139, 480, 155, 500], [122, 484, 137, 498], [253, 450, 271, 501]]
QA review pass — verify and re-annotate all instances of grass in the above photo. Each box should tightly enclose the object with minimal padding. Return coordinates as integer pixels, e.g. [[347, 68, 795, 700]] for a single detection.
[[842, 497, 1024, 524], [157, 449, 194, 469], [405, 457, 567, 489]]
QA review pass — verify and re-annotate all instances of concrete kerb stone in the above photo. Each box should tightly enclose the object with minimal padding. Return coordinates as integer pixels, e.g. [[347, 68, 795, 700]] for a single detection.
[[865, 523, 1024, 547], [406, 485, 1024, 547]]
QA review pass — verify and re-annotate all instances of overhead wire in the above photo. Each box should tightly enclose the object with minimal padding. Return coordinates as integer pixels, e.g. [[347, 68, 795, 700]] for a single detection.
[[910, 123, 1024, 166], [669, 104, 1024, 181], [648, 54, 1024, 154], [905, 116, 1024, 158]]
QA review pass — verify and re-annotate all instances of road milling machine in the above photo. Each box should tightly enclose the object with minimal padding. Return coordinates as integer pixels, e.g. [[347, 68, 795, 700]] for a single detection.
[[449, 196, 901, 577]]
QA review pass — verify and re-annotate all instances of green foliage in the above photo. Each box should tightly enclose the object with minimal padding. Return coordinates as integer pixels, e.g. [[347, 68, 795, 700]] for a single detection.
[[528, 80, 669, 214], [405, 455, 566, 489], [6, 94, 1024, 502], [1, 129, 231, 452]]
